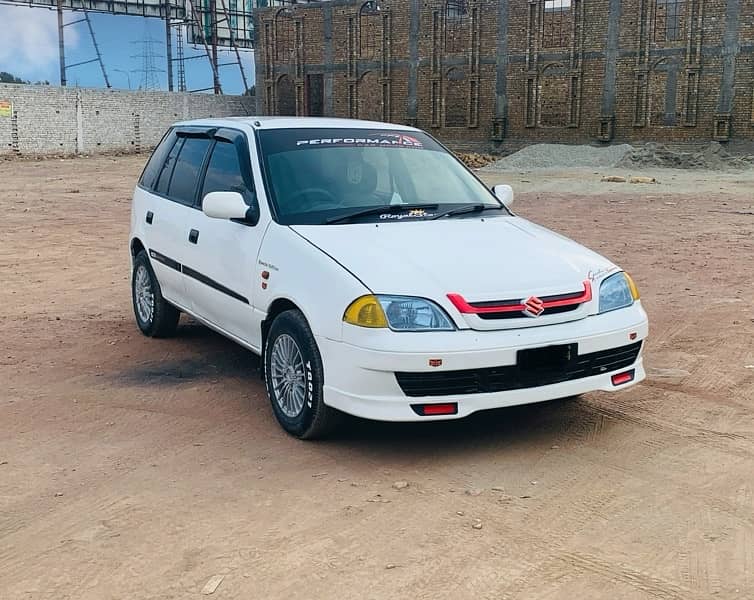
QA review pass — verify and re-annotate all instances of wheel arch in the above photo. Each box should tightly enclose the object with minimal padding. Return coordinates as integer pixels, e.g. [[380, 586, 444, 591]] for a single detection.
[[261, 297, 305, 359], [130, 237, 146, 262]]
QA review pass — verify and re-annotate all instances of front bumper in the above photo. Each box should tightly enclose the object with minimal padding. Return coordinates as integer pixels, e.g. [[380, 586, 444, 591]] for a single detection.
[[317, 302, 648, 422]]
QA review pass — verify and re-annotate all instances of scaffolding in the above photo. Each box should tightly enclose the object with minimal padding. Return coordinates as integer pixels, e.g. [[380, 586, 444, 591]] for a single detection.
[[55, 0, 111, 88], [7, 0, 260, 93]]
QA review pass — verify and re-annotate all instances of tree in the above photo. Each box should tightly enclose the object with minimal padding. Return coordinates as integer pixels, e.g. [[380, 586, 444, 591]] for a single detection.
[[0, 71, 28, 84]]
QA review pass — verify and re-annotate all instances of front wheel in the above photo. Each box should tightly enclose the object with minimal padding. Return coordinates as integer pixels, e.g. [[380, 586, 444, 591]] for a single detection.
[[132, 250, 180, 338], [264, 309, 340, 439]]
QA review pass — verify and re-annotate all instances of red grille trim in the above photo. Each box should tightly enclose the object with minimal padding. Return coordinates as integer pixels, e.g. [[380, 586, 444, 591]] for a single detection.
[[447, 280, 593, 315]]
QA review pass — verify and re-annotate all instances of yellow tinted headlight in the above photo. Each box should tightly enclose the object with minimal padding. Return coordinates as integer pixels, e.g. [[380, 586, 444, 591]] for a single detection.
[[624, 272, 640, 300], [343, 295, 388, 328]]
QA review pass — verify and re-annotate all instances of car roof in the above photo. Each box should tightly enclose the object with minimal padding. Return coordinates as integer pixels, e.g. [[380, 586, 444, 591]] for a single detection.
[[172, 116, 421, 132]]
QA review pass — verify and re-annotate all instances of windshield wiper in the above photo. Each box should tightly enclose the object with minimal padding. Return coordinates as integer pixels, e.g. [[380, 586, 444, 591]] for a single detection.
[[326, 203, 439, 225], [430, 203, 504, 220]]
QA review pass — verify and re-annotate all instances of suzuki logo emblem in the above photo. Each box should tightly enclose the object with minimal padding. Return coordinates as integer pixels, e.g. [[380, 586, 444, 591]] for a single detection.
[[523, 296, 545, 317]]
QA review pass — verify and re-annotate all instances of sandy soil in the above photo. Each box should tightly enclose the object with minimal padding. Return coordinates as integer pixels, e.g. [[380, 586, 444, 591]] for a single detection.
[[1, 155, 753, 600]]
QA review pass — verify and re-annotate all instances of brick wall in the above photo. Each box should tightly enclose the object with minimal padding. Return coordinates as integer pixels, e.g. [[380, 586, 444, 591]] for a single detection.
[[0, 84, 255, 156], [255, 0, 754, 149]]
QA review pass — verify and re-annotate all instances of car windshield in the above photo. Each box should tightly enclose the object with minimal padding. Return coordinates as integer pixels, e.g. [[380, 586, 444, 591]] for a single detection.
[[257, 127, 507, 225]]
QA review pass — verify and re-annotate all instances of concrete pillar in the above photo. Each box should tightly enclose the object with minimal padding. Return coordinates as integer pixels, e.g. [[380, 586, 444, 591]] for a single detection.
[[406, 0, 420, 126], [718, 0, 740, 114], [323, 2, 334, 117], [493, 0, 510, 140], [75, 90, 84, 154], [599, 0, 622, 139], [715, 0, 741, 140]]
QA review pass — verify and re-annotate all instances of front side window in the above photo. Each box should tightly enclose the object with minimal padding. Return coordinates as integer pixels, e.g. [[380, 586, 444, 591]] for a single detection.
[[168, 137, 212, 205], [201, 141, 250, 203], [258, 128, 504, 225]]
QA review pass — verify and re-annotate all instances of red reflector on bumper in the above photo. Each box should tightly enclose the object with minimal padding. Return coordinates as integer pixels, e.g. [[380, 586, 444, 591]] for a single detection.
[[412, 403, 458, 416], [611, 370, 635, 386]]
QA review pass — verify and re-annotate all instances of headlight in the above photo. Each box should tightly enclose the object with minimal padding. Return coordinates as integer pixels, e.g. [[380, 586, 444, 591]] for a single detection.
[[599, 272, 640, 313], [344, 295, 455, 331]]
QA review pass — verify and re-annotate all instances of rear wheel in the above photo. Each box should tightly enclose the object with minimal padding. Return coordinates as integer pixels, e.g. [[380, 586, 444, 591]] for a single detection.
[[264, 309, 340, 439], [132, 250, 180, 338]]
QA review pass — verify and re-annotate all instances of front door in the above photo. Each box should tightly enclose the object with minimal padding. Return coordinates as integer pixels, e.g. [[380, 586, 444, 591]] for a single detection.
[[182, 129, 269, 351]]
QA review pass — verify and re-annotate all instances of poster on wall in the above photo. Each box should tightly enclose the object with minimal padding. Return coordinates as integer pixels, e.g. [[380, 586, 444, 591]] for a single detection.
[[0, 101, 13, 117]]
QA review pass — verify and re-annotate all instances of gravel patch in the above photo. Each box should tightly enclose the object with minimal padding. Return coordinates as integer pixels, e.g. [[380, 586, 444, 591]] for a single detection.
[[481, 143, 633, 171]]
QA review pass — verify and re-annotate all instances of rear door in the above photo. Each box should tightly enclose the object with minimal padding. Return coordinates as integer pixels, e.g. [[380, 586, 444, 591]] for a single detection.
[[182, 128, 269, 350], [134, 130, 192, 305]]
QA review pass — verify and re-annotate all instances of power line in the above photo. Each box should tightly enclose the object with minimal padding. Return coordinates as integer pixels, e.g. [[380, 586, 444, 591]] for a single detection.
[[131, 32, 165, 91]]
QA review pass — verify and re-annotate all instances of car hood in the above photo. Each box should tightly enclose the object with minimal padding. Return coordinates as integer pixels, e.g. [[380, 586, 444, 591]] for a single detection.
[[291, 216, 615, 302]]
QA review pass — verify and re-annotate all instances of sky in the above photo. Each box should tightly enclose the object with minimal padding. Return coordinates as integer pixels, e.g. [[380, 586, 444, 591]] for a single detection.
[[0, 3, 255, 95]]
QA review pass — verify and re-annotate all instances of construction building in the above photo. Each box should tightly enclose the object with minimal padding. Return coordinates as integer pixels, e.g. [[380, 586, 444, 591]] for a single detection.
[[253, 0, 754, 147]]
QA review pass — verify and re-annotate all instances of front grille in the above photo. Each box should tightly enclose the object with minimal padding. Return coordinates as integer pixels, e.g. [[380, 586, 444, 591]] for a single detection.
[[395, 341, 642, 397], [477, 303, 580, 320], [468, 289, 585, 310]]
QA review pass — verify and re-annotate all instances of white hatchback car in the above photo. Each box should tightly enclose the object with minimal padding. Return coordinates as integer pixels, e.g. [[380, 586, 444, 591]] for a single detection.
[[130, 117, 648, 438]]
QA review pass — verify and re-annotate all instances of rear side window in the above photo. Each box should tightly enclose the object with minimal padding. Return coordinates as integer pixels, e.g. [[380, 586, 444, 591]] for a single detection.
[[168, 137, 212, 205], [201, 141, 249, 202], [139, 129, 177, 190]]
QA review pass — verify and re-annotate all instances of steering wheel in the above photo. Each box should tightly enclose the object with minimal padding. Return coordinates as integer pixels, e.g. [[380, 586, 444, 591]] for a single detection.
[[288, 187, 339, 209]]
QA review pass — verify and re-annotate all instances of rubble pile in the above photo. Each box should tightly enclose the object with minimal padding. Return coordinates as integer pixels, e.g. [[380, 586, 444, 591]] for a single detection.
[[457, 152, 498, 169], [618, 142, 754, 170]]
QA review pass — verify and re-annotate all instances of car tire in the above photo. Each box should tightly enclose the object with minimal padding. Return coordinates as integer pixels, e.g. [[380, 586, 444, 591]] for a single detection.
[[264, 309, 340, 440], [132, 250, 180, 338]]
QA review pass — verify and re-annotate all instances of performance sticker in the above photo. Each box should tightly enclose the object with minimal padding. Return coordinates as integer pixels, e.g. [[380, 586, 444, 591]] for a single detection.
[[296, 133, 424, 148]]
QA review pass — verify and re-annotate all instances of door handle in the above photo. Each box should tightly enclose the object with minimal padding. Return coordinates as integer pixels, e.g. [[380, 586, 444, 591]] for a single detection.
[[146, 211, 153, 224], [188, 229, 199, 244]]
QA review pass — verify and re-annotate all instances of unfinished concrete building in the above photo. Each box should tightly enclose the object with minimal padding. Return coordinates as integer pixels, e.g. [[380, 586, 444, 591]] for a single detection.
[[253, 0, 753, 148]]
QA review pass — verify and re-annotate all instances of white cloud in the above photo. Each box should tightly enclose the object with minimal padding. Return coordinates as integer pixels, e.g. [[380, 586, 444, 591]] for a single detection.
[[0, 5, 79, 81]]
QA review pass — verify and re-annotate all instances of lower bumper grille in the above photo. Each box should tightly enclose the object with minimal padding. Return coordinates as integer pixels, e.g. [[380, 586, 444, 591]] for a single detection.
[[395, 341, 642, 397]]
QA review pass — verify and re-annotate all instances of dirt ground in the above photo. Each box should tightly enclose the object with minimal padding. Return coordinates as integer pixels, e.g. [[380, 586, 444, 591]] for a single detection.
[[1, 155, 753, 600]]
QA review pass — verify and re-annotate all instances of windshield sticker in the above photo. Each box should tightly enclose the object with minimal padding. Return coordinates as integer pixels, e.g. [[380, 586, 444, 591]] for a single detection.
[[296, 133, 424, 149], [380, 209, 436, 220]]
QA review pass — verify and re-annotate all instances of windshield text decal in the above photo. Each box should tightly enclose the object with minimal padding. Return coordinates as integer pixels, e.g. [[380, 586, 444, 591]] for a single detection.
[[380, 209, 436, 220], [296, 133, 423, 148]]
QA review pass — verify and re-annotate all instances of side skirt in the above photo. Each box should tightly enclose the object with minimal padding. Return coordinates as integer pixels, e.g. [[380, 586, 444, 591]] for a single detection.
[[163, 298, 263, 357]]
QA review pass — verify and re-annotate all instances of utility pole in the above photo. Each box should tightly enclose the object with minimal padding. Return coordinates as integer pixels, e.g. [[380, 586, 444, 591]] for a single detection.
[[210, 0, 220, 94], [165, 0, 173, 91], [114, 69, 133, 90], [57, 0, 66, 86]]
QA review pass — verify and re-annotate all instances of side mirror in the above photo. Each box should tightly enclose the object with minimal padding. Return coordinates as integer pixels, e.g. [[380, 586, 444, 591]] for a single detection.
[[493, 184, 514, 209], [203, 191, 253, 221]]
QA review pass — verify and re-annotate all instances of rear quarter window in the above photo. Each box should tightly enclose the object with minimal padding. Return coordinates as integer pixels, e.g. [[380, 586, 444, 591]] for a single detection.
[[139, 129, 178, 190]]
